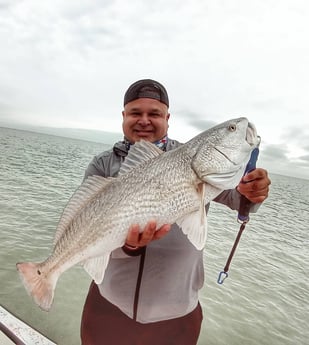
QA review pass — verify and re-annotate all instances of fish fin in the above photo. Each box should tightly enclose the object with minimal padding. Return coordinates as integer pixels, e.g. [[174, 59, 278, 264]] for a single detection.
[[119, 140, 163, 175], [16, 262, 58, 311], [54, 176, 114, 245], [176, 184, 208, 250], [176, 211, 207, 250], [82, 254, 111, 284]]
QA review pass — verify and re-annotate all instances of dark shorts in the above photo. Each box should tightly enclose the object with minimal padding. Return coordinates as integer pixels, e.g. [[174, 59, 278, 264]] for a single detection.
[[81, 282, 203, 345]]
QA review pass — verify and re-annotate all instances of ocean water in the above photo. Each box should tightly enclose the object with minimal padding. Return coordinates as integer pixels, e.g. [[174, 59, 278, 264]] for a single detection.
[[0, 127, 308, 345]]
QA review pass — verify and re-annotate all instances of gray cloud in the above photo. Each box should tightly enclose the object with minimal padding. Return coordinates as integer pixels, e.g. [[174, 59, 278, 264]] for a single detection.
[[281, 126, 309, 145], [188, 119, 217, 132], [261, 144, 289, 161], [174, 109, 217, 131], [298, 155, 309, 163]]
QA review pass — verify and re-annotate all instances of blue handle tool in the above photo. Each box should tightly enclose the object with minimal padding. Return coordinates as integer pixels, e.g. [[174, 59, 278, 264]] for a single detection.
[[217, 141, 260, 285], [237, 146, 260, 224]]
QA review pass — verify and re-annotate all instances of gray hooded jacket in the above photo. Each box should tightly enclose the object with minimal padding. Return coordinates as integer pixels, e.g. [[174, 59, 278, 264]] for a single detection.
[[84, 138, 253, 323]]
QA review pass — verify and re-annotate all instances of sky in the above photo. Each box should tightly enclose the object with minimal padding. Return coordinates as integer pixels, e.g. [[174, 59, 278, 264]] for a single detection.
[[0, 0, 308, 180]]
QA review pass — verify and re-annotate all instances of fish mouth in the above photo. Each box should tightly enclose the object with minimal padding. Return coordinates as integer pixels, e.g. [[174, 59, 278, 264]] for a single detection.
[[246, 122, 260, 146]]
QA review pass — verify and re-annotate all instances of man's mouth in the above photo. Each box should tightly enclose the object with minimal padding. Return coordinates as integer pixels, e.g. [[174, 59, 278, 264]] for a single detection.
[[134, 130, 153, 137]]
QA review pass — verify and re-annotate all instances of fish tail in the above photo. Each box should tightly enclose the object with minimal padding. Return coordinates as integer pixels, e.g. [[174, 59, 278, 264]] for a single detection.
[[16, 262, 58, 311]]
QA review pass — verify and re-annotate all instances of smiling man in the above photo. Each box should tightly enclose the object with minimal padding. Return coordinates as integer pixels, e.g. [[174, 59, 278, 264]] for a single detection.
[[122, 80, 170, 144], [80, 79, 271, 345]]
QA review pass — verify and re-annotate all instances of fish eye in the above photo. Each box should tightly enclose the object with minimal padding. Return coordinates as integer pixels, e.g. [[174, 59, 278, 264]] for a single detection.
[[228, 124, 237, 132]]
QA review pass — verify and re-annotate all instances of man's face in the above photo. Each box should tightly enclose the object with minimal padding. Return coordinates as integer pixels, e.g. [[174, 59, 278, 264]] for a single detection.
[[122, 98, 170, 143]]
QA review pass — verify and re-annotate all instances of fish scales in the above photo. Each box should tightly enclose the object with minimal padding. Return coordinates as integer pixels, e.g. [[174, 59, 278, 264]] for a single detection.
[[48, 156, 197, 273], [16, 117, 260, 311]]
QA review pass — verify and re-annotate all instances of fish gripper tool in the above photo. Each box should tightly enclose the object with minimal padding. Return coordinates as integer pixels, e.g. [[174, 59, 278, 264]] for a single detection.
[[217, 141, 260, 285]]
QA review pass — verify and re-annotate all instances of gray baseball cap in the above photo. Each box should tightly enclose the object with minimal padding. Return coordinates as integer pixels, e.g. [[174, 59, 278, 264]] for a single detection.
[[123, 79, 169, 107]]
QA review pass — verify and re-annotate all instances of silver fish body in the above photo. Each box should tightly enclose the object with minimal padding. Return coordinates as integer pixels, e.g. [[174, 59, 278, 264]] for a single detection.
[[17, 117, 259, 311]]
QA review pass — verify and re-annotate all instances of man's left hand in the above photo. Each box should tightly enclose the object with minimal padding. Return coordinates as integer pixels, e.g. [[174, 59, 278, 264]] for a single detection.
[[236, 168, 271, 203]]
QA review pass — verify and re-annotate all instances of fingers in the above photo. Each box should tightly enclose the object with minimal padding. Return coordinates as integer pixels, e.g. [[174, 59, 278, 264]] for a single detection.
[[237, 168, 271, 203], [153, 224, 172, 240], [239, 188, 269, 203], [125, 221, 171, 248], [125, 224, 141, 246], [242, 168, 269, 183]]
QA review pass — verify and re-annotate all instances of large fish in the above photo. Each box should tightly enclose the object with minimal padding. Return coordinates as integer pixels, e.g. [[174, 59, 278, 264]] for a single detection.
[[17, 117, 259, 311]]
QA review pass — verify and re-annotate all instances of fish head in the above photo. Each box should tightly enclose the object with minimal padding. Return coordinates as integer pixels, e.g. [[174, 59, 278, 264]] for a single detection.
[[190, 117, 260, 190]]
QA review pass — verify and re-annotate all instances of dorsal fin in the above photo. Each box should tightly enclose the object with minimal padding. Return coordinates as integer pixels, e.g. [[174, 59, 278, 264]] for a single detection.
[[119, 140, 163, 175], [53, 175, 114, 245]]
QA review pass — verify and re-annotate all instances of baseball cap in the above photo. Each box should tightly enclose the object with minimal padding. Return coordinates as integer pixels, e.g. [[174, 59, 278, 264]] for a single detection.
[[123, 79, 169, 107]]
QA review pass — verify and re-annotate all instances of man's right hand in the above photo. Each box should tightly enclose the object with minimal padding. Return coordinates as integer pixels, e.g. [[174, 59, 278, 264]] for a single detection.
[[124, 221, 171, 249]]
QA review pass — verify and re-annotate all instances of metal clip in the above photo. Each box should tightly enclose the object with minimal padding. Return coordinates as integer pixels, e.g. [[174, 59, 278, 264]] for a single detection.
[[217, 271, 228, 284]]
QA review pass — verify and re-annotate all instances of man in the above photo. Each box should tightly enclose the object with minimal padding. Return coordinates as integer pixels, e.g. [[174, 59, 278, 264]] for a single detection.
[[80, 79, 271, 345]]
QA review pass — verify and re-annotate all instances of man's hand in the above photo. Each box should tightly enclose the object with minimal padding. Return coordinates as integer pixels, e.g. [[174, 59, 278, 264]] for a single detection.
[[236, 168, 271, 203], [125, 221, 171, 249]]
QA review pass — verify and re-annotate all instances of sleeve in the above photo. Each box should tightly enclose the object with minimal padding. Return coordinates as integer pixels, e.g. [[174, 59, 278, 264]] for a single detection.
[[214, 189, 261, 213], [84, 156, 107, 179]]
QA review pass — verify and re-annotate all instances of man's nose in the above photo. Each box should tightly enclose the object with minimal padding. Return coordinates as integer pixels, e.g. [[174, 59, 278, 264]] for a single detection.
[[137, 114, 151, 126]]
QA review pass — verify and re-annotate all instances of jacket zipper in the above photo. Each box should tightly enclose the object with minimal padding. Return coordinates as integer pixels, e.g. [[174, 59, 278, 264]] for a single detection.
[[133, 247, 146, 321]]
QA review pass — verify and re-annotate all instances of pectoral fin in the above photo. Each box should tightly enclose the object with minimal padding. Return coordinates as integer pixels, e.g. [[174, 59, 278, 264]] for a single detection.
[[176, 211, 207, 250], [176, 183, 207, 250], [82, 254, 111, 284]]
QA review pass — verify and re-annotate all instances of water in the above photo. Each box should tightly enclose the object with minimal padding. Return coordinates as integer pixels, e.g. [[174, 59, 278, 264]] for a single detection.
[[0, 127, 308, 345]]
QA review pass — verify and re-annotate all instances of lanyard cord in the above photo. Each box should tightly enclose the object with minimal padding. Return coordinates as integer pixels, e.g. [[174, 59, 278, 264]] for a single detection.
[[224, 222, 247, 273], [217, 222, 247, 284]]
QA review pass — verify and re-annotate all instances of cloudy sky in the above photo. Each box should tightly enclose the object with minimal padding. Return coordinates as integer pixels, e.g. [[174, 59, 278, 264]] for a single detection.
[[0, 0, 308, 179]]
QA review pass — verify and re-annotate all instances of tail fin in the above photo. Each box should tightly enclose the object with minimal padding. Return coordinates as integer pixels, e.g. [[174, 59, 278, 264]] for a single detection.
[[16, 262, 58, 311]]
